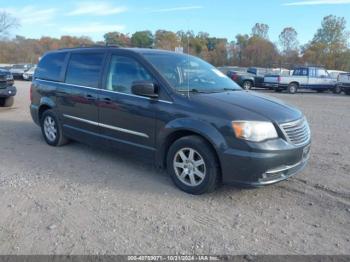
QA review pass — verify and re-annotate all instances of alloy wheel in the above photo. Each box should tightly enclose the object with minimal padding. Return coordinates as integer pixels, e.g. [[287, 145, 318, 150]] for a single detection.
[[43, 116, 57, 142], [173, 148, 206, 187]]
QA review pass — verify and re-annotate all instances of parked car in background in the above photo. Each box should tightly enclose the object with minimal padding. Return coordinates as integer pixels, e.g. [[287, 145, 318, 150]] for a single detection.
[[0, 64, 13, 71], [263, 69, 291, 89], [217, 66, 247, 75], [328, 70, 346, 79], [269, 67, 336, 94], [23, 66, 37, 81], [224, 68, 256, 90], [337, 72, 350, 95], [0, 69, 16, 107], [10, 64, 34, 79], [247, 67, 273, 88], [30, 47, 311, 194]]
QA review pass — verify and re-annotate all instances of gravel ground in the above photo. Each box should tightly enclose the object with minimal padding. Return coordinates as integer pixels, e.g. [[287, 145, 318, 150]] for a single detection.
[[0, 81, 349, 255]]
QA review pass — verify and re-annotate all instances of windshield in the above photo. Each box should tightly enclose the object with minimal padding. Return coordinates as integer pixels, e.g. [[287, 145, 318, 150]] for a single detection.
[[12, 65, 26, 69], [143, 52, 241, 93], [27, 67, 36, 73]]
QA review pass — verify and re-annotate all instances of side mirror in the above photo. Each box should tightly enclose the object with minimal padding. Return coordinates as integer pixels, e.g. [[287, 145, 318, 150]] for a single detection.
[[131, 81, 158, 98]]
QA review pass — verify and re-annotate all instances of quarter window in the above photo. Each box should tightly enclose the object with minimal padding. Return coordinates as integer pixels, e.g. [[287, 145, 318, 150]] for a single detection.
[[65, 53, 104, 88], [106, 55, 153, 94], [36, 52, 67, 81]]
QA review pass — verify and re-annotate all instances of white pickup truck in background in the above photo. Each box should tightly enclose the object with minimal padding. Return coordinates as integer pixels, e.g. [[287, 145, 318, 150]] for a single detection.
[[264, 67, 337, 94]]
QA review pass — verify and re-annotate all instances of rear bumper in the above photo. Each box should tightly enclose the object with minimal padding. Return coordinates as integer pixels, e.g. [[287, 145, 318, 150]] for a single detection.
[[30, 104, 40, 125], [220, 141, 311, 186], [0, 85, 17, 97]]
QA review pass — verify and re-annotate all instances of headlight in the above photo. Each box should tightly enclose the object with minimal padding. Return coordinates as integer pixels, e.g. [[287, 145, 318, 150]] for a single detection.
[[232, 121, 278, 142], [6, 74, 13, 80]]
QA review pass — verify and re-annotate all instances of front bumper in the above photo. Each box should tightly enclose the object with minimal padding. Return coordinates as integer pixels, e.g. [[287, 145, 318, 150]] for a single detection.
[[339, 83, 350, 90], [11, 72, 24, 77], [0, 85, 17, 97], [220, 140, 311, 186]]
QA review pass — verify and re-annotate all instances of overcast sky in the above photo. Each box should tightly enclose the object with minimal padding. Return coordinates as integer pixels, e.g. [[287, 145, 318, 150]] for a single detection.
[[1, 0, 350, 44]]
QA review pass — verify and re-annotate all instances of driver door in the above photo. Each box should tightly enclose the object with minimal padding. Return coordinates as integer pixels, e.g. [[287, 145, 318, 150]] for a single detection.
[[98, 52, 157, 155]]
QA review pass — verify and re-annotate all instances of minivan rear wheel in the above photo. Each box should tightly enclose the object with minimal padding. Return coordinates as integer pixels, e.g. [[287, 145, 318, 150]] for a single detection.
[[167, 135, 220, 194], [41, 110, 69, 147]]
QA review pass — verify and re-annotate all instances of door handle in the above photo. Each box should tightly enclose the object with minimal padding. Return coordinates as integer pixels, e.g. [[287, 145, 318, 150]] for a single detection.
[[86, 94, 97, 101], [102, 97, 112, 103]]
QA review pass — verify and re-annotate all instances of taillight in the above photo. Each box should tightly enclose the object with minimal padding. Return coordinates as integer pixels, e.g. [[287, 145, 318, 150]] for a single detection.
[[231, 73, 239, 81]]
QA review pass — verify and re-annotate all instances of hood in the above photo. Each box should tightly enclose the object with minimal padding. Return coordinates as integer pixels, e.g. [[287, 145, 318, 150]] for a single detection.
[[10, 68, 25, 73], [197, 90, 302, 124], [0, 69, 9, 75]]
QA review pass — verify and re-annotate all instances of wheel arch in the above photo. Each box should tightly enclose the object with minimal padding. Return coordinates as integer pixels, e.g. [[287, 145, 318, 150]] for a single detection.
[[156, 119, 227, 174], [289, 81, 300, 87], [38, 97, 56, 121], [242, 79, 254, 87]]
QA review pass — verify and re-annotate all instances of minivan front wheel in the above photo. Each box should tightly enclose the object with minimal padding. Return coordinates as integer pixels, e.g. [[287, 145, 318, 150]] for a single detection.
[[167, 135, 220, 194], [41, 110, 69, 147]]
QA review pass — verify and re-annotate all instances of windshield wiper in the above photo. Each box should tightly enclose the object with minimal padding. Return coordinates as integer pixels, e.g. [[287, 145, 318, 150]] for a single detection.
[[203, 88, 240, 93], [223, 88, 240, 91], [177, 88, 205, 93]]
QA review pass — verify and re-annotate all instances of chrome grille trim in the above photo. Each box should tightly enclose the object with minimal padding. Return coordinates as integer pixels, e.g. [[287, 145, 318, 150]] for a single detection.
[[280, 118, 311, 146]]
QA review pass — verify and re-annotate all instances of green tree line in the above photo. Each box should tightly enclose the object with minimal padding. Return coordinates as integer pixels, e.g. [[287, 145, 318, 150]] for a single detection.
[[0, 14, 349, 71]]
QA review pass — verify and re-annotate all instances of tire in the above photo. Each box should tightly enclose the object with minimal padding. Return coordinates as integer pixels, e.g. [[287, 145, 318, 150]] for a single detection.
[[0, 97, 14, 107], [40, 110, 69, 147], [288, 83, 298, 94], [333, 85, 342, 94], [242, 80, 253, 90], [166, 135, 220, 195]]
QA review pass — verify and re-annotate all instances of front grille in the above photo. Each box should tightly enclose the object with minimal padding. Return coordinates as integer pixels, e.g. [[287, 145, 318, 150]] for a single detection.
[[280, 118, 311, 146]]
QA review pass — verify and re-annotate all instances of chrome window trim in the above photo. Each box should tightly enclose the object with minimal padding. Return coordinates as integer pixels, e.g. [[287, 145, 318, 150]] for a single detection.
[[63, 114, 149, 138], [36, 78, 173, 104]]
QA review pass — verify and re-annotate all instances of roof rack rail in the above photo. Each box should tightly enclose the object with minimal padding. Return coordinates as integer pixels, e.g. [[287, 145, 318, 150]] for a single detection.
[[57, 43, 121, 50]]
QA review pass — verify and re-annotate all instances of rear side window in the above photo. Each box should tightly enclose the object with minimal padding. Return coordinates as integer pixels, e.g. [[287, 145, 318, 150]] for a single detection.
[[36, 52, 67, 81], [65, 53, 104, 88], [247, 68, 257, 75], [316, 69, 329, 78], [293, 68, 308, 76]]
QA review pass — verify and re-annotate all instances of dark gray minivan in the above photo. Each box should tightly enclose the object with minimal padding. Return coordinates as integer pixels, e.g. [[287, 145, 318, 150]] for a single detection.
[[30, 47, 311, 194]]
